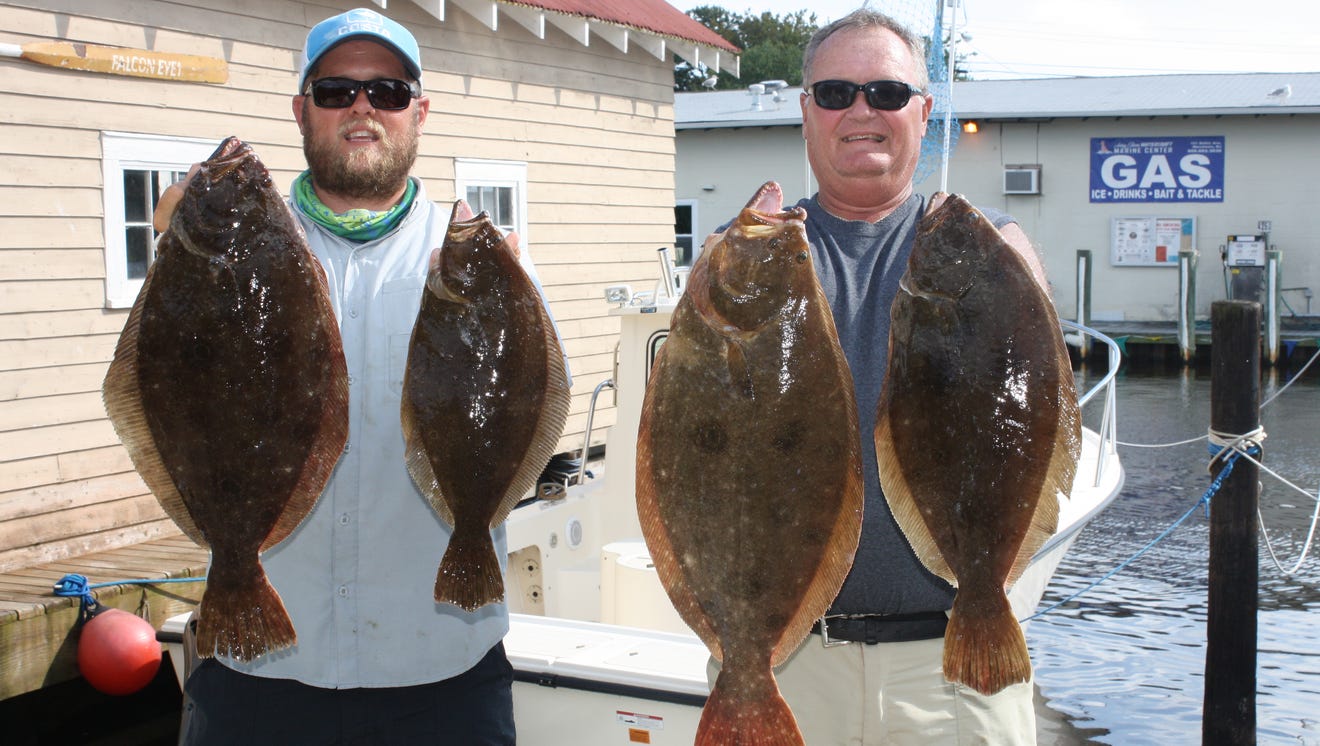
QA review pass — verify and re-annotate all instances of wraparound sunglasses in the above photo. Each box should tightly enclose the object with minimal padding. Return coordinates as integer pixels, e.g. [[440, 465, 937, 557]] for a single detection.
[[306, 77, 421, 110], [807, 79, 924, 111]]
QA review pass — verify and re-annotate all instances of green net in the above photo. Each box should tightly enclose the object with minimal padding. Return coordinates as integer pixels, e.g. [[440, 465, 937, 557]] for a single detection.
[[866, 0, 960, 189]]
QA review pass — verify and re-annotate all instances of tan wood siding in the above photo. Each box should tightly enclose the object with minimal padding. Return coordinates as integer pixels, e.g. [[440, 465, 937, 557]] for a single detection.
[[0, 0, 680, 573]]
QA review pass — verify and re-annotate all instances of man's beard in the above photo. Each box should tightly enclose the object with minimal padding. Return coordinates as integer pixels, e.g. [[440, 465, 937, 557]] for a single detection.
[[303, 114, 419, 201]]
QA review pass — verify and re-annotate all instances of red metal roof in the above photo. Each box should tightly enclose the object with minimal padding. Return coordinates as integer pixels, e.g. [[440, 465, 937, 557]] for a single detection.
[[500, 0, 740, 54]]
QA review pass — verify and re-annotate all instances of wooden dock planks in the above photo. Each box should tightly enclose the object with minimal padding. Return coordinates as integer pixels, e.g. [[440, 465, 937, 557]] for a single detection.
[[0, 533, 207, 699]]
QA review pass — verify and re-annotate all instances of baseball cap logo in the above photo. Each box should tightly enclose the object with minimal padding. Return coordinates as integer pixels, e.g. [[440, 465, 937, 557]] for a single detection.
[[340, 8, 391, 39]]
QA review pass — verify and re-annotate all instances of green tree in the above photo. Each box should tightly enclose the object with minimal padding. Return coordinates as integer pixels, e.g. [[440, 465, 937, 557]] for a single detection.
[[675, 7, 819, 92]]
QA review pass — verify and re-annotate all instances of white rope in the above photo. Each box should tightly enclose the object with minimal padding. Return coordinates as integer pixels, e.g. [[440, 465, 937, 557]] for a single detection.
[[1261, 345, 1320, 408], [1227, 446, 1320, 576], [1116, 434, 1206, 449], [1206, 425, 1267, 469], [1109, 357, 1320, 576]]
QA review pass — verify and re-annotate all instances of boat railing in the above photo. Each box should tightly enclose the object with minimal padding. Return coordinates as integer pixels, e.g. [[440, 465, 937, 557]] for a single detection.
[[571, 321, 1122, 492], [1062, 320, 1122, 489], [576, 377, 616, 486]]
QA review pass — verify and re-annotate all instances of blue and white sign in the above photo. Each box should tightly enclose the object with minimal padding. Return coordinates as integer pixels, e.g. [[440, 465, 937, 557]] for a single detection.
[[1090, 137, 1224, 203]]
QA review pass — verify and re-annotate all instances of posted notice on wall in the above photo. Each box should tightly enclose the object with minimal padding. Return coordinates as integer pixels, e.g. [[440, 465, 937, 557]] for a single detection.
[[1090, 136, 1224, 203], [1111, 216, 1196, 267]]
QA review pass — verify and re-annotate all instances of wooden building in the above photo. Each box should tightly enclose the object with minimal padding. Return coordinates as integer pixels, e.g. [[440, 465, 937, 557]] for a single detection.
[[0, 0, 737, 698]]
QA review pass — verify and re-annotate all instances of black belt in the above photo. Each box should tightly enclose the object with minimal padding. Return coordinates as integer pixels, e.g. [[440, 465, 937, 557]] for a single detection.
[[810, 611, 949, 645]]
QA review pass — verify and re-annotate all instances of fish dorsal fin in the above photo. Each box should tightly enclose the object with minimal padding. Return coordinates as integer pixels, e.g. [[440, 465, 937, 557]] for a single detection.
[[493, 283, 573, 525], [1005, 351, 1081, 588], [102, 253, 208, 548], [875, 412, 955, 585], [634, 343, 725, 661]]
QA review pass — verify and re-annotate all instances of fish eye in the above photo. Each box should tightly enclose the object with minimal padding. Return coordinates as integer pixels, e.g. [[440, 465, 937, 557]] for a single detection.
[[795, 252, 808, 263]]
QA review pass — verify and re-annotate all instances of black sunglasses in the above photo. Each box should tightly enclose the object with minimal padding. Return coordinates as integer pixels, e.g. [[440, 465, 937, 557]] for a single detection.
[[307, 77, 420, 111], [807, 79, 924, 111]]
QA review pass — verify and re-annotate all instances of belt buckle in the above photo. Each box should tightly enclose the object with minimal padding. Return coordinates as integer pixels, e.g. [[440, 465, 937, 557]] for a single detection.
[[817, 615, 854, 648]]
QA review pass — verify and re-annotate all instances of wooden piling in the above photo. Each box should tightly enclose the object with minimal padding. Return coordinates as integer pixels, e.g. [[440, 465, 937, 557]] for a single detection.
[[1202, 300, 1260, 745]]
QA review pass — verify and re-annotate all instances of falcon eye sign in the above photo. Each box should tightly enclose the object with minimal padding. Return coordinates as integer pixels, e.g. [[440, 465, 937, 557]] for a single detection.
[[1090, 137, 1224, 203]]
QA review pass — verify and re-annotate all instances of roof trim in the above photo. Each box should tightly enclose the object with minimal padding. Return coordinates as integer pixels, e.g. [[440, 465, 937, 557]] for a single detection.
[[393, 0, 740, 76], [676, 73, 1320, 129]]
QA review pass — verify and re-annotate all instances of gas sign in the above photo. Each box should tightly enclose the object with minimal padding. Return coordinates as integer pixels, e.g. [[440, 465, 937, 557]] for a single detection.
[[1089, 137, 1224, 203]]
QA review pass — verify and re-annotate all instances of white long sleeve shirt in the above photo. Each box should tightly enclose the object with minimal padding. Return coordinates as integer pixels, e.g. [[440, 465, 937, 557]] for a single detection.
[[220, 180, 554, 687]]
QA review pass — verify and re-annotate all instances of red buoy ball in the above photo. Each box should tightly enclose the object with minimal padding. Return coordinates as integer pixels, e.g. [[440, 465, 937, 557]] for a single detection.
[[77, 608, 162, 695]]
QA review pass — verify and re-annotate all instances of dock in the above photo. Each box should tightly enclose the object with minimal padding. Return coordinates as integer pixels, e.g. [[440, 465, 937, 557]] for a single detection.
[[1076, 318, 1320, 365], [0, 534, 206, 700]]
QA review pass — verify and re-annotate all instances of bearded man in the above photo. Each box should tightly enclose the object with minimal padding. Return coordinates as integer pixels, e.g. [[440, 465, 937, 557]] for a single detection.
[[165, 9, 561, 745]]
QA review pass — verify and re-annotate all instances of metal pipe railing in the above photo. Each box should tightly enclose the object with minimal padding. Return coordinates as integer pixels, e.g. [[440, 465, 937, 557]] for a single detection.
[[1062, 320, 1122, 488], [576, 378, 616, 486]]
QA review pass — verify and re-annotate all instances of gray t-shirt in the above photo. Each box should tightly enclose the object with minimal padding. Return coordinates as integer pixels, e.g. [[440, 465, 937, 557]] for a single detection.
[[797, 192, 1014, 617]]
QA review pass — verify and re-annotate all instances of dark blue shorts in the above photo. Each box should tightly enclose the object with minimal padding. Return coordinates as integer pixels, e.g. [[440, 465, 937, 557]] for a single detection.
[[181, 642, 515, 745]]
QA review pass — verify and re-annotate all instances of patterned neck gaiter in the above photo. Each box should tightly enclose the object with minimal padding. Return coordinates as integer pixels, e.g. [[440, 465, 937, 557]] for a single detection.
[[292, 170, 417, 242]]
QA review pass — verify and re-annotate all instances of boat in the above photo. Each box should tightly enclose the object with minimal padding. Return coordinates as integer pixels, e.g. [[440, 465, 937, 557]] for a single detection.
[[161, 257, 1125, 745]]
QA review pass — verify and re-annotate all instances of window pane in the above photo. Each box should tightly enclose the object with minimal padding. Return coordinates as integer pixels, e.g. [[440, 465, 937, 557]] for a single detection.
[[675, 236, 694, 267], [126, 226, 151, 279], [674, 205, 692, 235], [124, 171, 149, 222], [496, 187, 512, 227]]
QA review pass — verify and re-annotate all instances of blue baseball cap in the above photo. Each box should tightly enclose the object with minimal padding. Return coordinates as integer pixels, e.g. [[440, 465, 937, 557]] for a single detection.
[[298, 8, 422, 92]]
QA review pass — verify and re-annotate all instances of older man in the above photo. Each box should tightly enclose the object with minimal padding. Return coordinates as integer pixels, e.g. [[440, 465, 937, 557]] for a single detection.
[[775, 8, 1046, 745]]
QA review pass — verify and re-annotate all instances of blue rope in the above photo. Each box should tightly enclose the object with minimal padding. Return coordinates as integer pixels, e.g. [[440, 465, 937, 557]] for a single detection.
[[53, 573, 205, 616], [1022, 444, 1259, 623]]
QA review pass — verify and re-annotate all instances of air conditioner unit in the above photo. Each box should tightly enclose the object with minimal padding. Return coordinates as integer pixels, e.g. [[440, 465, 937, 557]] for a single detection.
[[1003, 165, 1041, 195]]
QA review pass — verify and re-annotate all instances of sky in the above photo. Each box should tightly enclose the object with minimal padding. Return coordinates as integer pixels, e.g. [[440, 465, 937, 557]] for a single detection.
[[686, 0, 1320, 80]]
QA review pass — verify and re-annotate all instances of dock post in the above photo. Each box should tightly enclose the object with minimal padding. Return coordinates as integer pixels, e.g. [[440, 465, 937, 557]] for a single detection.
[[1178, 249, 1197, 363], [1075, 250, 1091, 358], [1202, 300, 1260, 746], [1265, 249, 1281, 365]]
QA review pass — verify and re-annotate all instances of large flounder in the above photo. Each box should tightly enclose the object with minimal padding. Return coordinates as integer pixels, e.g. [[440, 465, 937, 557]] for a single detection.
[[401, 200, 571, 612], [102, 137, 348, 662], [637, 182, 863, 746], [876, 193, 1081, 695]]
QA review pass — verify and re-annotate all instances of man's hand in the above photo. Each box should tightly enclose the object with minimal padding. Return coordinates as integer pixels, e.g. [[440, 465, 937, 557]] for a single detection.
[[152, 164, 200, 233]]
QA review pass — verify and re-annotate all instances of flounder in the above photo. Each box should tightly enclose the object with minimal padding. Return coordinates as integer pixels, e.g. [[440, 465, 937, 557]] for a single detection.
[[875, 193, 1081, 695], [102, 137, 348, 662], [401, 200, 571, 612], [637, 182, 863, 745]]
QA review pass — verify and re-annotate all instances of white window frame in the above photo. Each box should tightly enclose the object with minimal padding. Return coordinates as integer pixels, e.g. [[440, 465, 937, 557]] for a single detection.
[[454, 158, 529, 247], [101, 131, 218, 308], [674, 199, 699, 267]]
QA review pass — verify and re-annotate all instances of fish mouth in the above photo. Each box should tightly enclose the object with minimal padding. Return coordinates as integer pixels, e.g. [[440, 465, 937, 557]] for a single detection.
[[203, 137, 255, 180]]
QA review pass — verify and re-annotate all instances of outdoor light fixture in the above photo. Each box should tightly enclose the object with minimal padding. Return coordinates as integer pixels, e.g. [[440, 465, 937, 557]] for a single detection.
[[962, 120, 980, 134], [604, 285, 632, 305]]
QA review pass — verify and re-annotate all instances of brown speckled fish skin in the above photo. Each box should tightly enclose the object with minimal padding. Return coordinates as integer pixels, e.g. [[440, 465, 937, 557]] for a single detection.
[[637, 182, 863, 746], [401, 200, 571, 612], [875, 193, 1081, 695], [102, 137, 348, 662]]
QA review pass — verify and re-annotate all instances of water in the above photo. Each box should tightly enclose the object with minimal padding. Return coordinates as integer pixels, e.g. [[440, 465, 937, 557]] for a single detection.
[[1029, 358, 1320, 745]]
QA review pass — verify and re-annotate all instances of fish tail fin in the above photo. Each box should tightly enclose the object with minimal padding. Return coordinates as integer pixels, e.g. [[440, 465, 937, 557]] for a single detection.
[[434, 526, 504, 612], [943, 590, 1031, 696], [696, 669, 803, 746], [194, 565, 295, 662]]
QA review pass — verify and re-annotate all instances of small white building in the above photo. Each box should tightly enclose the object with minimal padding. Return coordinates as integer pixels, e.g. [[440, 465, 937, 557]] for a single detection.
[[676, 73, 1320, 325]]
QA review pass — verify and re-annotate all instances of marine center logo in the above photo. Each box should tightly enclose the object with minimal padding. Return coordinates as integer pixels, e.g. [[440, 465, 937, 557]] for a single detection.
[[1090, 136, 1224, 203]]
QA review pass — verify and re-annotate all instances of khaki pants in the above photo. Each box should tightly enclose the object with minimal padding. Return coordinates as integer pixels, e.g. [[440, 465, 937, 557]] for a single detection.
[[709, 636, 1036, 745]]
